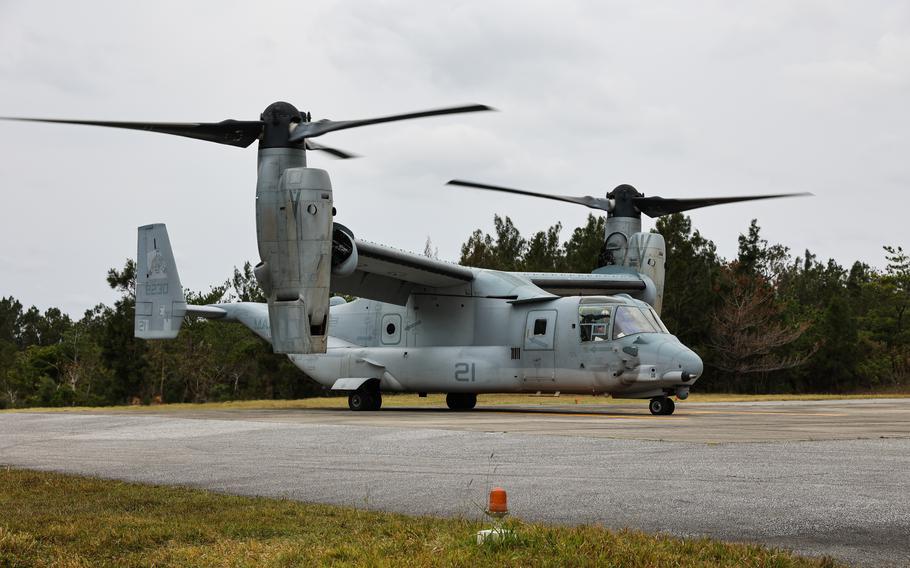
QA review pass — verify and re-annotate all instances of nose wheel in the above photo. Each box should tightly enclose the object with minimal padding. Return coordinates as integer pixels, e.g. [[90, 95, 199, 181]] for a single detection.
[[649, 397, 675, 415]]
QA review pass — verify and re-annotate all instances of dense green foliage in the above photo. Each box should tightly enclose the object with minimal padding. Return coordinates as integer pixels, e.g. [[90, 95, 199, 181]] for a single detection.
[[459, 214, 909, 394], [0, 262, 320, 409], [1, 214, 907, 408]]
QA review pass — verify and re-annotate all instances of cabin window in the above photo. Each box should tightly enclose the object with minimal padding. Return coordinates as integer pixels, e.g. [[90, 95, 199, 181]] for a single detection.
[[579, 304, 612, 341], [533, 318, 548, 336]]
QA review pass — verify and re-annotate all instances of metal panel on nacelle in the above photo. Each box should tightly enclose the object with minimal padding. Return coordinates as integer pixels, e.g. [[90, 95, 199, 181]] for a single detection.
[[255, 149, 332, 354], [626, 232, 666, 313], [603, 216, 642, 265]]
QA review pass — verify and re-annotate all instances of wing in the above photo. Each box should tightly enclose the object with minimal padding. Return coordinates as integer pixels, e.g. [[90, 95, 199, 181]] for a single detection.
[[331, 240, 475, 305], [520, 272, 647, 296], [331, 241, 649, 304], [333, 238, 644, 305]]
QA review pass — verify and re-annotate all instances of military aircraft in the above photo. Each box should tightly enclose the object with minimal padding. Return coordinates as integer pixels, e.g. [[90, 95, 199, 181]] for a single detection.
[[2, 102, 807, 415]]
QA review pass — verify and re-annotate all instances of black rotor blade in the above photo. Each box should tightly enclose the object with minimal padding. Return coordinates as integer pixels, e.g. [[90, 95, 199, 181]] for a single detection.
[[633, 193, 812, 218], [0, 117, 264, 148], [304, 140, 359, 159], [447, 179, 613, 211], [289, 104, 494, 141]]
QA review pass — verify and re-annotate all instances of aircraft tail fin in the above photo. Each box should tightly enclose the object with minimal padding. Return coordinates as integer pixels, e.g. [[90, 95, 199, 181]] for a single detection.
[[135, 223, 187, 339]]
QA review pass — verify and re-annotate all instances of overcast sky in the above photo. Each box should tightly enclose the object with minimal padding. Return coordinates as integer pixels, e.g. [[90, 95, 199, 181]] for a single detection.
[[1, 1, 908, 316]]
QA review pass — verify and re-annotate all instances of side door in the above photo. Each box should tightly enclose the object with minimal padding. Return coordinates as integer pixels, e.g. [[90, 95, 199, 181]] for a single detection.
[[522, 310, 557, 383]]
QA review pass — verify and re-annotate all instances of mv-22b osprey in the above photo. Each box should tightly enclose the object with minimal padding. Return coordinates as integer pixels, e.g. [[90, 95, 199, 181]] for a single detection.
[[2, 102, 805, 415]]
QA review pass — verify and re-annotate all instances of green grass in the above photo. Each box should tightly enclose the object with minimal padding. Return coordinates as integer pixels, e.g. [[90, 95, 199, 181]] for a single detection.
[[4, 391, 909, 414], [0, 468, 839, 567]]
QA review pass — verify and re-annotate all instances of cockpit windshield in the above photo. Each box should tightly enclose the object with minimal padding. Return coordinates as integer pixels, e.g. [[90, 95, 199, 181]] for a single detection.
[[643, 307, 669, 334], [613, 306, 669, 338], [579, 301, 670, 341]]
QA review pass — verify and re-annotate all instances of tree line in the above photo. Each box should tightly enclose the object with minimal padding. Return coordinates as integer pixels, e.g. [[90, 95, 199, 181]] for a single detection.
[[1, 213, 907, 408], [0, 263, 318, 409], [460, 213, 909, 394]]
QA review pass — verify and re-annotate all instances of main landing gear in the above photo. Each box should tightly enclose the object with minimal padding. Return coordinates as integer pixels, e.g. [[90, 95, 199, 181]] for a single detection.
[[446, 393, 477, 411], [649, 396, 675, 416], [348, 387, 382, 411]]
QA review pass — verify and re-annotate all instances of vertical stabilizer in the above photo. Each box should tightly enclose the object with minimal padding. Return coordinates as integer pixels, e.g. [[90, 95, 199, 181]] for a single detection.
[[135, 224, 187, 339]]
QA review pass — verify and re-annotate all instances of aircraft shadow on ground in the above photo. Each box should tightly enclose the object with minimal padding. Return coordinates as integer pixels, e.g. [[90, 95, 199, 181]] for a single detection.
[[307, 406, 658, 418]]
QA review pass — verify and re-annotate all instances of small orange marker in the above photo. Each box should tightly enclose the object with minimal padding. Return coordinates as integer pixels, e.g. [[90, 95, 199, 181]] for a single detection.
[[478, 487, 514, 544], [488, 487, 508, 516]]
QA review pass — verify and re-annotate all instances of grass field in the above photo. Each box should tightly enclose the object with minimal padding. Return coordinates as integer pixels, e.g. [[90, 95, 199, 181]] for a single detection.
[[0, 468, 838, 567], [4, 391, 908, 414]]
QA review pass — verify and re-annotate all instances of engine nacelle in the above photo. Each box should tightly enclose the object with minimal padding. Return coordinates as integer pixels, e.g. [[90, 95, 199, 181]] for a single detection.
[[331, 223, 358, 277], [599, 211, 667, 314], [626, 232, 666, 314], [255, 163, 332, 354]]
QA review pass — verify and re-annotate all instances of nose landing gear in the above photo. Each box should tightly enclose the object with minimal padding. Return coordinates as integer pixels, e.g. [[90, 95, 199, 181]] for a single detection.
[[649, 396, 675, 415]]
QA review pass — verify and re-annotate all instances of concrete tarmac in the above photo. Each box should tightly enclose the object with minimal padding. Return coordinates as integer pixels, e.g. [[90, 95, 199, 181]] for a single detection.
[[1, 398, 908, 567], [114, 397, 910, 442]]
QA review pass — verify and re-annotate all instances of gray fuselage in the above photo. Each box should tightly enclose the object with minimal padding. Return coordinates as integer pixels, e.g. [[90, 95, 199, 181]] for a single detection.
[[287, 292, 703, 399]]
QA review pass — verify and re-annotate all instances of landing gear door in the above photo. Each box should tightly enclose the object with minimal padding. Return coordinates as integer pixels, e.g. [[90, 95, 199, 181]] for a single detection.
[[523, 310, 557, 383]]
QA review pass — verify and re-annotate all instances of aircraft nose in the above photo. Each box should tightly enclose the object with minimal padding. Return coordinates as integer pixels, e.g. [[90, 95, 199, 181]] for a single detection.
[[680, 347, 704, 379], [657, 341, 704, 380]]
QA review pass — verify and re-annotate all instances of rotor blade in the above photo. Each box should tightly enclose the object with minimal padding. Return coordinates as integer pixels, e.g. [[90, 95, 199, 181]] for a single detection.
[[0, 117, 264, 148], [633, 193, 813, 218], [447, 179, 613, 211], [289, 104, 494, 141], [305, 140, 359, 159]]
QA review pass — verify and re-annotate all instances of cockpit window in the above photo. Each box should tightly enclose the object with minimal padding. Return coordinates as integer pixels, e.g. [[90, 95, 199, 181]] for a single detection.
[[580, 303, 670, 341], [579, 304, 612, 341], [613, 306, 662, 338], [644, 308, 670, 334]]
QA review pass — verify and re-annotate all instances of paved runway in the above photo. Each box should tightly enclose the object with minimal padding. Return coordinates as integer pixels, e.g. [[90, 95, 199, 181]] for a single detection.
[[1, 398, 908, 567], [110, 397, 910, 442]]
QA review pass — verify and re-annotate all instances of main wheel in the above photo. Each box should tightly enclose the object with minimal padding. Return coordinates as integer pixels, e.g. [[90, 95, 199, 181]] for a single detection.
[[446, 393, 477, 411], [649, 397, 674, 415], [370, 393, 383, 411], [348, 391, 373, 411]]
